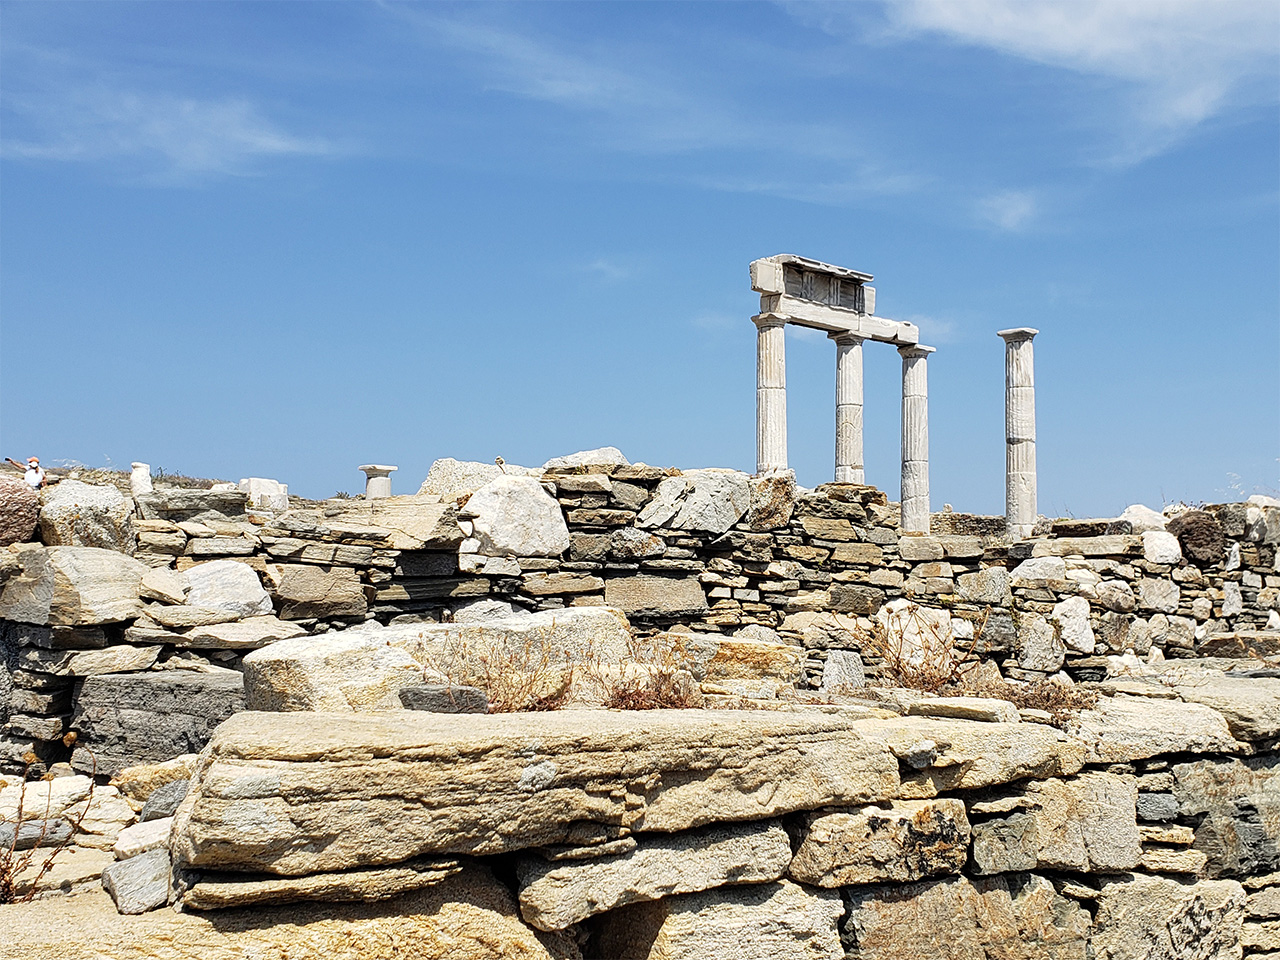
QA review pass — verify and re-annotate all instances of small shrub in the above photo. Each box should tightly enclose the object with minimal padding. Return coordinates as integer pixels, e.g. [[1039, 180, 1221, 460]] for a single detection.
[[835, 604, 982, 693], [942, 673, 1099, 727], [0, 734, 95, 905]]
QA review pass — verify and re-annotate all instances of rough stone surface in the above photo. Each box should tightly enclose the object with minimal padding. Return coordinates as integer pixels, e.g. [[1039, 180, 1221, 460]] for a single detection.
[[70, 671, 245, 776], [138, 566, 189, 604], [1118, 504, 1168, 532], [1168, 509, 1227, 565], [112, 816, 174, 860], [0, 866, 579, 960], [789, 798, 970, 886], [638, 471, 751, 534], [592, 879, 843, 960], [748, 471, 796, 531], [400, 684, 489, 714], [604, 575, 709, 618], [843, 873, 1090, 960], [956, 567, 1011, 604], [1051, 596, 1096, 654], [1090, 873, 1245, 960], [171, 710, 899, 875], [0, 545, 147, 626], [184, 559, 273, 619], [543, 447, 629, 469], [418, 458, 527, 501], [1143, 530, 1183, 565], [464, 476, 570, 558], [1173, 755, 1280, 877], [274, 563, 368, 619], [111, 755, 198, 805], [1165, 670, 1280, 742], [516, 819, 792, 930], [1066, 695, 1241, 763], [101, 847, 171, 915], [184, 858, 462, 910], [39, 480, 136, 553], [819, 649, 865, 692], [174, 615, 307, 649], [1017, 611, 1065, 672], [906, 697, 1020, 724], [140, 779, 189, 821], [243, 632, 423, 712], [0, 474, 40, 547]]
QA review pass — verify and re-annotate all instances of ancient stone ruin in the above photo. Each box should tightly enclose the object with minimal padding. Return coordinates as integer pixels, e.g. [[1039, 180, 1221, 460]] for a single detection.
[[0, 257, 1278, 959]]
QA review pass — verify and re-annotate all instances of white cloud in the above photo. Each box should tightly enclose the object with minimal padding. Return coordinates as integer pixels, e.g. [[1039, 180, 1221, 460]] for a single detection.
[[975, 189, 1038, 232], [3, 87, 333, 181], [877, 0, 1280, 164]]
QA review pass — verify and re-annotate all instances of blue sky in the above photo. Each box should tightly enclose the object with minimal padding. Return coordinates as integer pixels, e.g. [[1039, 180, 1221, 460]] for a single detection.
[[1, 1, 1277, 517]]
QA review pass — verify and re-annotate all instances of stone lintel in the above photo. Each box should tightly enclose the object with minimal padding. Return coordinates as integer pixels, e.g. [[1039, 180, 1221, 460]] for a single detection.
[[753, 299, 918, 345]]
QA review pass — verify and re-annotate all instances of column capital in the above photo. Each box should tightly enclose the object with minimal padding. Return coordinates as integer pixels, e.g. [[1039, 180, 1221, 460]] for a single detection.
[[828, 330, 866, 345], [997, 327, 1038, 342], [751, 313, 788, 331], [897, 344, 936, 359]]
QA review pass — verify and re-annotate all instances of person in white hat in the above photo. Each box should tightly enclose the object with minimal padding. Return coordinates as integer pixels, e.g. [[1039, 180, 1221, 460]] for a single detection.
[[5, 456, 47, 489]]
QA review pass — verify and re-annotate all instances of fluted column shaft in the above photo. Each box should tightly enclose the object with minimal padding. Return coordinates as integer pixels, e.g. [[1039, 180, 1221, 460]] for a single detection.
[[899, 344, 934, 533], [999, 328, 1038, 539], [832, 332, 865, 483], [755, 316, 788, 473]]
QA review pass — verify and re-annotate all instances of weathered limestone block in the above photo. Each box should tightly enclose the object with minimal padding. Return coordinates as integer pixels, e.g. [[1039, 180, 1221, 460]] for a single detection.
[[1090, 873, 1244, 960], [135, 488, 249, 524], [111, 754, 198, 805], [0, 545, 147, 625], [704, 636, 802, 694], [789, 798, 969, 886], [101, 847, 170, 914], [273, 563, 368, 619], [873, 599, 954, 673], [748, 470, 795, 530], [243, 632, 423, 712], [843, 873, 1090, 960], [608, 527, 665, 559], [956, 567, 1011, 604], [1174, 755, 1280, 877], [1139, 577, 1181, 614], [174, 615, 306, 650], [184, 857, 462, 910], [39, 480, 136, 553], [145, 604, 236, 628], [850, 715, 1086, 796], [906, 697, 1020, 723], [0, 474, 39, 547], [969, 773, 1140, 874], [139, 565, 188, 604], [70, 671, 244, 776], [637, 470, 750, 534], [1142, 530, 1183, 565], [463, 476, 569, 557], [1097, 579, 1137, 613], [17, 642, 160, 677], [1165, 670, 1280, 742], [1017, 611, 1064, 672], [820, 649, 866, 691], [1065, 695, 1241, 763], [418, 457, 532, 501], [0, 865, 579, 960], [604, 575, 708, 617], [1009, 555, 1067, 582], [544, 447, 629, 469], [516, 820, 792, 930], [592, 879, 843, 960], [1051, 596, 1096, 654], [171, 710, 899, 875], [184, 559, 273, 619]]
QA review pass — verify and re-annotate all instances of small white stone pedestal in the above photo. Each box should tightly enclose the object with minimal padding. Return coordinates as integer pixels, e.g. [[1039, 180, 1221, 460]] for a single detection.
[[359, 465, 398, 499], [130, 463, 153, 497]]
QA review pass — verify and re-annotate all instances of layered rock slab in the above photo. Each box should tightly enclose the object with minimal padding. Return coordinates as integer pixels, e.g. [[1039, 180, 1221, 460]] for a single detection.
[[0, 866, 579, 960], [516, 819, 792, 930], [172, 709, 899, 875], [1089, 873, 1245, 960], [590, 879, 844, 960]]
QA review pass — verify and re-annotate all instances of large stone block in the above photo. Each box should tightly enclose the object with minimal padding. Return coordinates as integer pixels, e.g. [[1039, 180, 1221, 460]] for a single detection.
[[747, 471, 795, 531], [0, 865, 579, 960], [1173, 755, 1280, 877], [591, 879, 843, 960], [134, 489, 248, 523], [969, 773, 1140, 874], [171, 710, 899, 875], [637, 470, 750, 534], [0, 475, 39, 547], [517, 820, 792, 930], [462, 476, 569, 557], [184, 559, 273, 620], [1165, 670, 1280, 743], [39, 480, 136, 553], [274, 564, 368, 619], [70, 671, 245, 776], [243, 632, 423, 712], [789, 798, 970, 886], [843, 873, 1090, 960], [604, 575, 708, 618], [1090, 873, 1244, 960], [0, 545, 146, 626], [1065, 695, 1241, 763]]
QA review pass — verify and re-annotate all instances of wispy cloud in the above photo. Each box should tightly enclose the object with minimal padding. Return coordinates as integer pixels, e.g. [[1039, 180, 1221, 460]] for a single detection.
[[3, 86, 334, 182], [975, 189, 1038, 232], [873, 0, 1280, 165]]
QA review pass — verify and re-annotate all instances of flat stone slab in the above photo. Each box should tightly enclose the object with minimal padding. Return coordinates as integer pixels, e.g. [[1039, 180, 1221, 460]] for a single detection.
[[399, 684, 489, 714], [184, 857, 462, 910], [516, 819, 791, 930], [906, 697, 1020, 724], [171, 709, 899, 876], [1065, 694, 1242, 763]]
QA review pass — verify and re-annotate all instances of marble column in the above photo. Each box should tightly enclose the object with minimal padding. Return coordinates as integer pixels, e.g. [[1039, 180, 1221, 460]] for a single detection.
[[898, 344, 935, 533], [359, 464, 397, 499], [831, 332, 865, 483], [998, 328, 1039, 539], [754, 315, 788, 474]]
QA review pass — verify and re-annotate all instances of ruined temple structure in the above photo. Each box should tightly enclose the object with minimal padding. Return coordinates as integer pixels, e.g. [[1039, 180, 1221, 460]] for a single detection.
[[0, 258, 1277, 959]]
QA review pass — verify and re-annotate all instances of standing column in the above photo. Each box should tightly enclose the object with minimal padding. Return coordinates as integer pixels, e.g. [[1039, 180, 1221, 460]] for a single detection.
[[754, 315, 788, 473], [831, 332, 865, 483], [998, 328, 1038, 539], [898, 344, 935, 533]]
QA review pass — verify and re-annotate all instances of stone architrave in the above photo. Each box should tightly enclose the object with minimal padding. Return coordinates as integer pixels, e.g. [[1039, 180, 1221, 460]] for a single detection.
[[998, 328, 1038, 540], [899, 344, 933, 533]]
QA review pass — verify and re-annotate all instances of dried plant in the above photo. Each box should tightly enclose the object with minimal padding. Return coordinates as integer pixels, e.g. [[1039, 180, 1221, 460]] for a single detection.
[[592, 632, 701, 710], [0, 733, 95, 904], [942, 674, 1099, 727], [835, 603, 982, 693], [416, 626, 576, 713]]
